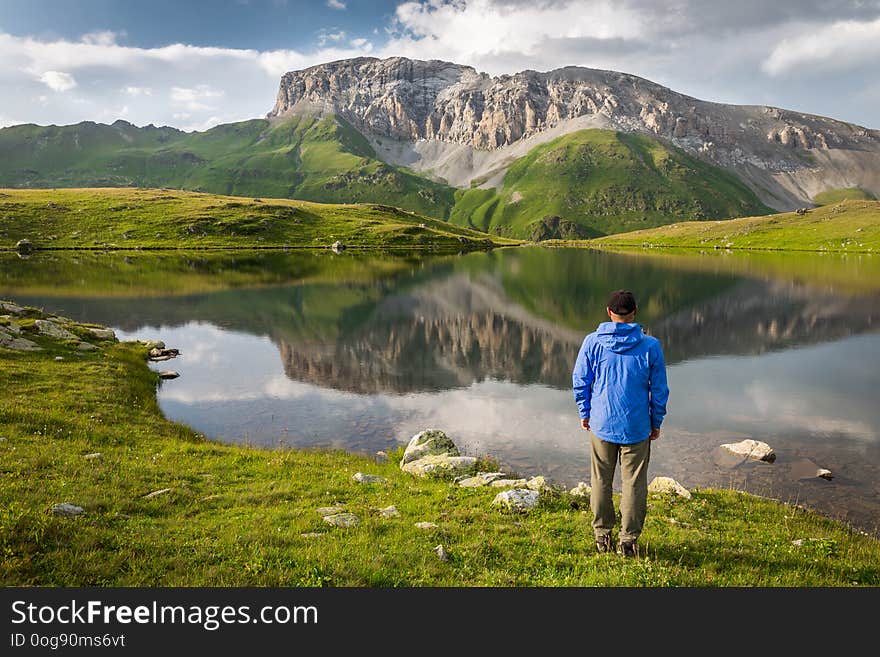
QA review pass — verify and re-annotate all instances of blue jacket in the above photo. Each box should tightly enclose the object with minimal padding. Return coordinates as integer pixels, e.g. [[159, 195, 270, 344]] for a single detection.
[[572, 322, 669, 444]]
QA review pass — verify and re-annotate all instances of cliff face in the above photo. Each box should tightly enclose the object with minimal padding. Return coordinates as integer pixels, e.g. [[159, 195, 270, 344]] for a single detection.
[[269, 56, 880, 208]]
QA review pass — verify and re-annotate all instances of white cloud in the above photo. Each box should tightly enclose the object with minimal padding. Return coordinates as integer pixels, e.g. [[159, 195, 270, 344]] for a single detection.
[[81, 30, 121, 46], [171, 84, 225, 111], [763, 18, 880, 76], [38, 70, 77, 92], [123, 85, 152, 96], [326, 0, 347, 10], [350, 37, 370, 48]]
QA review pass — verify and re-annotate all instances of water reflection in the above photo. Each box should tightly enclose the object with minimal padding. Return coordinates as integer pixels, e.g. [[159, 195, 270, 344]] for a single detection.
[[2, 247, 879, 534]]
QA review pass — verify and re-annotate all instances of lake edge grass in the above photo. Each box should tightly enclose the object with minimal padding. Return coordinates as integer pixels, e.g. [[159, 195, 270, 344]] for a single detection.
[[2, 300, 879, 587]]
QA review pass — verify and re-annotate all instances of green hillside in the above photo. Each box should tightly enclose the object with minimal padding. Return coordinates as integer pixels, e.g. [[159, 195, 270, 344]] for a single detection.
[[0, 115, 455, 219], [449, 129, 772, 239], [0, 188, 509, 250], [813, 187, 876, 205], [583, 200, 880, 253]]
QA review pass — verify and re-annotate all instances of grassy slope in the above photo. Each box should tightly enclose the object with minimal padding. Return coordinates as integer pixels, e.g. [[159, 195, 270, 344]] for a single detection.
[[0, 116, 456, 219], [449, 129, 772, 239], [2, 303, 879, 586], [579, 200, 880, 253], [813, 187, 876, 205], [0, 188, 512, 250]]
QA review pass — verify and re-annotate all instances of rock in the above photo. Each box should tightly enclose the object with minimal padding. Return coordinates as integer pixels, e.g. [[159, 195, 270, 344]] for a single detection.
[[0, 302, 25, 315], [54, 356, 64, 361], [569, 482, 592, 497], [790, 457, 834, 481], [490, 478, 528, 488], [401, 454, 478, 478], [149, 354, 175, 361], [158, 370, 180, 379], [149, 347, 179, 359], [433, 544, 449, 562], [83, 452, 102, 460], [375, 450, 388, 460], [16, 239, 33, 254], [492, 488, 540, 512], [1, 318, 21, 333], [525, 475, 552, 491], [400, 429, 460, 466], [648, 476, 692, 499], [316, 505, 346, 516], [352, 472, 387, 484], [414, 521, 438, 530], [301, 532, 324, 538], [51, 502, 84, 517], [0, 329, 41, 351], [457, 471, 507, 487], [76, 342, 99, 351], [375, 505, 400, 518], [323, 512, 359, 528], [87, 327, 116, 340], [331, 240, 346, 252], [719, 439, 776, 463], [34, 319, 79, 341], [143, 488, 172, 499]]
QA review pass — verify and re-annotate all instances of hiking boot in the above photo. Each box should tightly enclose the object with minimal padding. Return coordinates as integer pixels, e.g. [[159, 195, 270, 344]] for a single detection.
[[618, 540, 639, 558], [595, 534, 612, 554]]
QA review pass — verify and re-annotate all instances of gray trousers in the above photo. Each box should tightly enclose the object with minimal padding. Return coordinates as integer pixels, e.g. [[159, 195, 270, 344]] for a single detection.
[[590, 433, 651, 543]]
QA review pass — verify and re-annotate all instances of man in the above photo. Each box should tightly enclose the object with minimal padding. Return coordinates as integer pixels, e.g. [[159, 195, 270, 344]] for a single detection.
[[572, 289, 669, 557]]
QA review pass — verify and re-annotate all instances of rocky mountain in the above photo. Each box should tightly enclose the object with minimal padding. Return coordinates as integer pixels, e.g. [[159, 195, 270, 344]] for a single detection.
[[270, 56, 880, 210]]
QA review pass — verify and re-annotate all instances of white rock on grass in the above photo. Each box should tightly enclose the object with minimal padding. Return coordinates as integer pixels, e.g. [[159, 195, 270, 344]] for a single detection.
[[87, 327, 116, 341], [648, 476, 692, 499], [375, 505, 400, 518], [352, 472, 387, 484], [492, 488, 540, 512], [34, 319, 79, 341], [401, 454, 477, 478], [433, 544, 449, 562], [720, 439, 776, 463], [525, 476, 551, 491], [0, 329, 41, 351], [400, 429, 459, 466], [414, 521, 438, 530], [323, 512, 359, 528], [490, 478, 528, 488], [316, 505, 346, 516], [52, 503, 84, 517], [457, 472, 507, 487], [143, 488, 172, 499], [83, 452, 103, 460], [77, 342, 99, 351], [569, 482, 592, 497]]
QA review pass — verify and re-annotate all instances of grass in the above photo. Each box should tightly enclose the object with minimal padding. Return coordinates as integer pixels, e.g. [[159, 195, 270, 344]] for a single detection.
[[448, 129, 771, 239], [567, 200, 880, 253], [813, 187, 876, 206], [0, 115, 456, 219], [2, 301, 879, 586], [0, 187, 516, 251]]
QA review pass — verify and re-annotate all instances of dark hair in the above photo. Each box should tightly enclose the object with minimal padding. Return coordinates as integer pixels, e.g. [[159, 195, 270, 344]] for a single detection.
[[607, 289, 637, 315]]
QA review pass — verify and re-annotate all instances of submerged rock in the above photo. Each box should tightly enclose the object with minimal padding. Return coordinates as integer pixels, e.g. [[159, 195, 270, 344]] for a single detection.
[[720, 439, 776, 463], [790, 457, 834, 481], [492, 488, 540, 512], [648, 476, 692, 499]]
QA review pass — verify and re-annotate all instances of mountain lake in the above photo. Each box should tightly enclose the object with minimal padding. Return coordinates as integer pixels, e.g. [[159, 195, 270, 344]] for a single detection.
[[3, 246, 878, 536]]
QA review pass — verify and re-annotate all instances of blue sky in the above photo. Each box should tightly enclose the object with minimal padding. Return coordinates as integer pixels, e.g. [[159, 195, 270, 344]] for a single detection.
[[1, 0, 879, 131]]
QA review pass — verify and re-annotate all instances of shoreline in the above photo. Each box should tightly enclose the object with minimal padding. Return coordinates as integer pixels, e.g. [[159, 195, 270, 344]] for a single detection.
[[2, 298, 879, 586]]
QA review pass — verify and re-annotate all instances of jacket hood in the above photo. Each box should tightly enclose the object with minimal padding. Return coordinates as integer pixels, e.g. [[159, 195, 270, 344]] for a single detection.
[[596, 322, 644, 353]]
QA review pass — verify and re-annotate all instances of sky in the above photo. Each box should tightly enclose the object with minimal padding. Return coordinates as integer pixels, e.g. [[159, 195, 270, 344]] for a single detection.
[[1, 0, 879, 132]]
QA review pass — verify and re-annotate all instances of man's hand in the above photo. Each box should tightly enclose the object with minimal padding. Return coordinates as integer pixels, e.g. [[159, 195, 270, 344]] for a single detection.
[[581, 418, 590, 431], [649, 427, 661, 441]]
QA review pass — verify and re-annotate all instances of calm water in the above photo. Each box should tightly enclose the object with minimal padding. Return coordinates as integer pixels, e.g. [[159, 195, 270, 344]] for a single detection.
[[3, 247, 879, 535]]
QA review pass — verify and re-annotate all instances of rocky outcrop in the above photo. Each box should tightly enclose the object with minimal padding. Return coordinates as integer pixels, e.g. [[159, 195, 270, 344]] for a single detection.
[[491, 488, 541, 512], [399, 429, 478, 478], [648, 476, 692, 499], [269, 56, 880, 208]]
